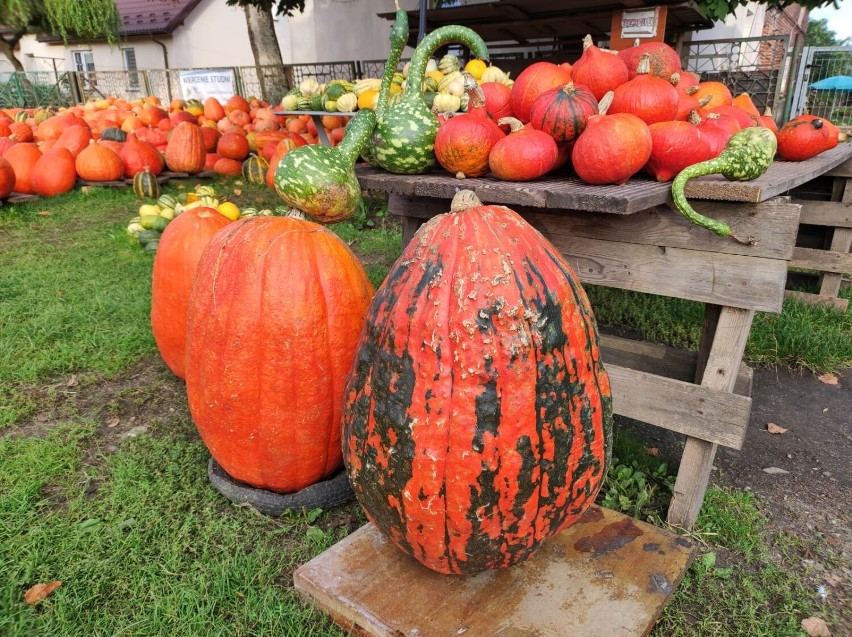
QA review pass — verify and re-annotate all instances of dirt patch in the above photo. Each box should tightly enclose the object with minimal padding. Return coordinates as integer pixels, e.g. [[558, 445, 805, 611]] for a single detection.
[[7, 355, 190, 459]]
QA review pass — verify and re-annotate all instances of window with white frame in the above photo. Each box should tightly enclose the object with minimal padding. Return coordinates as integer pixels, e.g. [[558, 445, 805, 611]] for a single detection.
[[123, 48, 140, 90]]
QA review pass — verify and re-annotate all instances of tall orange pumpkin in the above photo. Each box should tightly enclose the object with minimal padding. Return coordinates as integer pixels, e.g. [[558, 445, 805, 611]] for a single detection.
[[151, 207, 232, 379], [32, 147, 77, 196], [4, 143, 42, 194], [165, 122, 206, 173], [185, 214, 374, 493], [0, 157, 15, 198]]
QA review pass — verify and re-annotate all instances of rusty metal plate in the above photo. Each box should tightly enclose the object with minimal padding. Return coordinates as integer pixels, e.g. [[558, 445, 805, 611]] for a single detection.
[[294, 505, 697, 637]]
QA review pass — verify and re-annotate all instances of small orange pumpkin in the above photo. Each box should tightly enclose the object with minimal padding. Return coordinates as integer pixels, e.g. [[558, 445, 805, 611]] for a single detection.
[[75, 140, 124, 182]]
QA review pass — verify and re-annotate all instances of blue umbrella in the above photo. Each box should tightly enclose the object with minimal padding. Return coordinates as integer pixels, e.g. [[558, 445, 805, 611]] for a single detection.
[[810, 75, 852, 91]]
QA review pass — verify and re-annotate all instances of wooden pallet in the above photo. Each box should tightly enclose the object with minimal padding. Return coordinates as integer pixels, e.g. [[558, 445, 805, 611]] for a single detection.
[[294, 506, 697, 637]]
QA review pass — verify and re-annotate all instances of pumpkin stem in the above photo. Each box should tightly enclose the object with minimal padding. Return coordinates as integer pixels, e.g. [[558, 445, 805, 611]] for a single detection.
[[706, 112, 721, 120], [466, 79, 486, 110], [582, 34, 593, 51], [763, 106, 772, 117], [698, 95, 713, 107], [285, 208, 307, 220], [561, 82, 576, 95], [686, 85, 700, 96], [633, 38, 640, 47], [670, 72, 680, 87], [450, 189, 481, 212], [597, 91, 614, 115], [688, 109, 702, 126], [636, 53, 651, 76], [497, 117, 525, 134]]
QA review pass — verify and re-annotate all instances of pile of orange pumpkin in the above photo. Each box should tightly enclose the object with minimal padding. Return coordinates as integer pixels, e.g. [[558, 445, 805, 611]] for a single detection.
[[0, 94, 351, 200], [434, 38, 848, 184]]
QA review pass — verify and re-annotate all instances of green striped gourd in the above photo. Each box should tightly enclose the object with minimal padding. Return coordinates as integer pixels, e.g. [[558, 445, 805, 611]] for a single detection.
[[672, 127, 776, 244], [274, 109, 377, 224], [133, 167, 160, 199], [242, 154, 268, 184], [372, 25, 489, 174], [361, 2, 409, 167]]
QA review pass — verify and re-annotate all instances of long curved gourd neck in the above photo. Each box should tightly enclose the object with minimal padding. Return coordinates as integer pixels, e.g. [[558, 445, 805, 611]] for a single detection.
[[376, 2, 408, 120], [336, 109, 378, 163], [403, 25, 489, 99]]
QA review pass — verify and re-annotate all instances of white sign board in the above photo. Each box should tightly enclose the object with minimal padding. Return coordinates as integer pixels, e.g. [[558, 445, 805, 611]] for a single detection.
[[621, 7, 659, 39], [179, 69, 235, 101]]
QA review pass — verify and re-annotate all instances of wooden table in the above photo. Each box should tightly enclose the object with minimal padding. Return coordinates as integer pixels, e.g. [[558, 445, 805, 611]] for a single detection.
[[355, 143, 852, 529]]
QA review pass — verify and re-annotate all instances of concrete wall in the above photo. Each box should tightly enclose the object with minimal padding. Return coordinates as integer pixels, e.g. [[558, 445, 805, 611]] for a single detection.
[[691, 3, 767, 42]]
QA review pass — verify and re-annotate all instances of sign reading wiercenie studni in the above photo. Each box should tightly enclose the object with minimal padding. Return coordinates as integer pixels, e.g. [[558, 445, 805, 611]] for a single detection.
[[178, 69, 235, 101], [621, 7, 660, 39]]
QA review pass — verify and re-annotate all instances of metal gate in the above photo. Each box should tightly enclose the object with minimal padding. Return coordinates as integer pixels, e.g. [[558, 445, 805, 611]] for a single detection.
[[790, 45, 852, 123], [680, 36, 798, 119]]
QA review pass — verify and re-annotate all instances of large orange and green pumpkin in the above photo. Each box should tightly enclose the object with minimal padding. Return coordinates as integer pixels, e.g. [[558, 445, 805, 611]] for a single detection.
[[342, 190, 613, 575], [186, 214, 374, 493]]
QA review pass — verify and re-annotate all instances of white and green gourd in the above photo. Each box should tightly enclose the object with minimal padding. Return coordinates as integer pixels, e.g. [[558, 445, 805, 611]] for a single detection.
[[372, 25, 488, 174], [273, 108, 377, 224], [672, 126, 777, 244]]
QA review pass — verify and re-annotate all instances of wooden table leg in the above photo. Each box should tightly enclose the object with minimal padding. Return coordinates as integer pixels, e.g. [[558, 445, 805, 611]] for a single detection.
[[312, 115, 332, 146], [667, 305, 755, 529], [819, 177, 852, 299]]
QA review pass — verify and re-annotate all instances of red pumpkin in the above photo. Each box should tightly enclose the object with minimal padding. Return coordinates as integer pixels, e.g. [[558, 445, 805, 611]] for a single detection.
[[265, 135, 308, 187], [32, 147, 77, 196], [151, 207, 232, 379], [435, 113, 502, 178], [201, 126, 221, 152], [185, 214, 374, 493], [673, 71, 701, 94], [204, 98, 226, 122], [204, 153, 222, 171], [165, 122, 206, 173], [140, 105, 169, 128], [75, 141, 124, 182], [707, 104, 758, 130], [119, 133, 164, 178], [619, 41, 682, 80], [759, 107, 778, 133], [0, 157, 15, 198], [217, 132, 250, 160], [529, 82, 599, 143], [213, 156, 243, 176], [675, 92, 711, 122], [572, 94, 652, 185], [489, 117, 558, 181], [644, 118, 712, 182], [731, 93, 761, 118], [0, 137, 17, 157], [696, 112, 739, 158], [570, 35, 629, 100], [225, 95, 250, 114], [510, 61, 573, 123], [609, 53, 678, 125], [479, 82, 514, 125], [776, 115, 845, 162], [4, 143, 42, 194], [342, 189, 612, 575], [35, 113, 86, 142]]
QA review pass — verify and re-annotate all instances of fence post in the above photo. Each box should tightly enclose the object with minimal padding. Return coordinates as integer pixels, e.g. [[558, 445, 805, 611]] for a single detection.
[[233, 67, 244, 97], [68, 72, 83, 105], [142, 70, 153, 97]]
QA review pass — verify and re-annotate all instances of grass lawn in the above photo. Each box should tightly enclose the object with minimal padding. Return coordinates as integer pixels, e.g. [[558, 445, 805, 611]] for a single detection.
[[0, 180, 846, 635]]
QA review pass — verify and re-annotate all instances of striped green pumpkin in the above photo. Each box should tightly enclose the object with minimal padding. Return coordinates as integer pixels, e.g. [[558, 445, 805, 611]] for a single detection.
[[241, 154, 269, 185], [372, 25, 489, 174], [14, 110, 29, 122], [157, 193, 178, 210], [101, 127, 128, 142], [133, 168, 160, 199]]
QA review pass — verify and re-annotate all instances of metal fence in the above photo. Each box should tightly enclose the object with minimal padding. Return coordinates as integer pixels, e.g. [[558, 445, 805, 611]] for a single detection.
[[0, 60, 416, 109], [680, 35, 798, 119], [789, 45, 852, 124]]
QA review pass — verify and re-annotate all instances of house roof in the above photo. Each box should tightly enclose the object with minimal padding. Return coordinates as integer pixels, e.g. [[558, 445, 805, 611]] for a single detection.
[[117, 0, 203, 36], [37, 0, 204, 42], [380, 0, 712, 49]]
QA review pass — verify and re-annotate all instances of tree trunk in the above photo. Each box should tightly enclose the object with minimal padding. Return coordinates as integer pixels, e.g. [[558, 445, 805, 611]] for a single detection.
[[0, 33, 26, 72], [243, 5, 289, 104]]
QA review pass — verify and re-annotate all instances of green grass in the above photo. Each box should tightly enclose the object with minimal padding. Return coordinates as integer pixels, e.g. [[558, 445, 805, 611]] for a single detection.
[[655, 487, 832, 637]]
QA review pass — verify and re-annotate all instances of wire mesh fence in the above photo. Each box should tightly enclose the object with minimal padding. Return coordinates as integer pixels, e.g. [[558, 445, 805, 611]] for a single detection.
[[0, 71, 74, 109]]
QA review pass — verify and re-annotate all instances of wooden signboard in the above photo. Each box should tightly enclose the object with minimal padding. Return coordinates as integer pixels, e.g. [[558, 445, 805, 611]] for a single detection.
[[610, 5, 668, 50]]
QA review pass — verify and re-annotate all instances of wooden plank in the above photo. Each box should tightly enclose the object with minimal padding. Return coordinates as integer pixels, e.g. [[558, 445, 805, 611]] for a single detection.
[[825, 157, 852, 178], [790, 246, 852, 274], [388, 195, 801, 260], [606, 363, 751, 449], [294, 508, 697, 637], [544, 234, 789, 313], [667, 307, 755, 529], [598, 334, 753, 397], [683, 144, 852, 203], [819, 227, 852, 296], [784, 289, 849, 312], [795, 199, 852, 227]]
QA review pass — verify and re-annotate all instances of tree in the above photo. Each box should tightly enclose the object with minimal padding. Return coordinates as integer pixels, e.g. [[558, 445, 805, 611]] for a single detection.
[[226, 0, 308, 103], [694, 0, 839, 22], [806, 17, 850, 46], [0, 0, 120, 71]]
